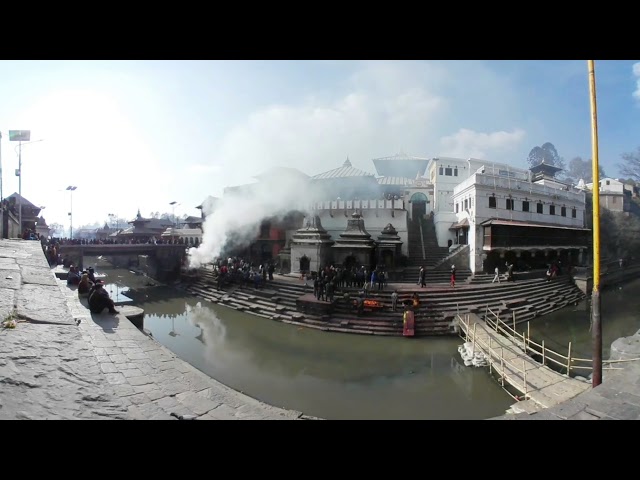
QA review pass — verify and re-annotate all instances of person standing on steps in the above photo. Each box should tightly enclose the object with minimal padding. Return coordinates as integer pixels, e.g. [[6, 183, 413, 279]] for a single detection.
[[391, 290, 398, 312], [492, 265, 501, 283], [506, 262, 514, 282], [419, 266, 426, 288], [450, 265, 456, 288]]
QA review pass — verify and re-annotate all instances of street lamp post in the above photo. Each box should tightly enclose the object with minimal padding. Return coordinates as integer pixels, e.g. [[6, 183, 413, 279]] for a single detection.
[[169, 201, 179, 228], [8, 130, 31, 235], [67, 186, 77, 239]]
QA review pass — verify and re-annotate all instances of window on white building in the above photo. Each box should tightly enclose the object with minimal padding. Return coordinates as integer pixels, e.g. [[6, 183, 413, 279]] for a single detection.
[[464, 199, 468, 210], [572, 208, 577, 218], [506, 198, 514, 210], [550, 205, 556, 215], [439, 166, 443, 175], [489, 196, 496, 208], [455, 203, 459, 213], [454, 167, 458, 177], [522, 201, 529, 212], [561, 206, 566, 217], [537, 202, 543, 214], [445, 167, 452, 176]]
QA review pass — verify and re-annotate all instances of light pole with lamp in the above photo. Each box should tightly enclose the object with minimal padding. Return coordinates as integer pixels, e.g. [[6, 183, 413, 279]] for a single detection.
[[8, 130, 32, 235], [67, 186, 77, 239], [169, 201, 179, 228]]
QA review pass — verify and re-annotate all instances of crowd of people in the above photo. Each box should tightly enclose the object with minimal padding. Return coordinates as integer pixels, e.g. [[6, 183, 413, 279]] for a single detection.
[[66, 264, 118, 314]]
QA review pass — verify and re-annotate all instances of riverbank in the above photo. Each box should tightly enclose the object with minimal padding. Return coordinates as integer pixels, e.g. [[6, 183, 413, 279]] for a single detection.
[[0, 239, 316, 420], [3, 237, 638, 419], [492, 328, 640, 420]]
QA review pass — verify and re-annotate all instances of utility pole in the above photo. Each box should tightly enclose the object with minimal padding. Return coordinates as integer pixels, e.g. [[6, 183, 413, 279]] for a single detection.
[[67, 186, 77, 239], [588, 60, 602, 387], [18, 140, 22, 233]]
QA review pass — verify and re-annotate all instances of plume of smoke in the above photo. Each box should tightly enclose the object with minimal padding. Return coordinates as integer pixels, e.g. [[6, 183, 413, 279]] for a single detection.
[[188, 169, 322, 268]]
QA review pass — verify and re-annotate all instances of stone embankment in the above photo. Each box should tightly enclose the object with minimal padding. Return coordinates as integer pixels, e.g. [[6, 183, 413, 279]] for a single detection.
[[0, 239, 315, 420]]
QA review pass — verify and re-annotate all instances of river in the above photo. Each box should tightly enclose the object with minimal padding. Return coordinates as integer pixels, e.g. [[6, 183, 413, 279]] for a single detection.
[[88, 257, 640, 420]]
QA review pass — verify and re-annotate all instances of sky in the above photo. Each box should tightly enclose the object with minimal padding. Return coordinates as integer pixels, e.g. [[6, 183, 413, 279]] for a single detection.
[[1, 59, 639, 233]]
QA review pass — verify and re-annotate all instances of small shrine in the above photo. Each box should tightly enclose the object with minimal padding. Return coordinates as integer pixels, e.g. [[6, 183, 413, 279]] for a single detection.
[[376, 223, 403, 269], [529, 160, 563, 182], [289, 215, 334, 274], [276, 238, 293, 274], [331, 212, 376, 270]]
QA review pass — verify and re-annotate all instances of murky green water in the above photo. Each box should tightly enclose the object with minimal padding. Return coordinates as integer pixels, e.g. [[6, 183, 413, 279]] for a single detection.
[[89, 257, 640, 419]]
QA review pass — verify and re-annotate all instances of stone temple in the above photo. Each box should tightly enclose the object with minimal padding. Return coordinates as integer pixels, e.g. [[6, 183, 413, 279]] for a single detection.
[[206, 154, 590, 277]]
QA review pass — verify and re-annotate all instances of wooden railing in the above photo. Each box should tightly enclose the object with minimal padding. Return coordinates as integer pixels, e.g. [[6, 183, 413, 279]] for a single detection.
[[456, 312, 528, 401], [481, 306, 632, 375]]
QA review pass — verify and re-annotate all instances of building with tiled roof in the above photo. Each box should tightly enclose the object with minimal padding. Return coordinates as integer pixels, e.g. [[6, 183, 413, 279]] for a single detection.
[[210, 153, 588, 275], [118, 209, 174, 242], [310, 158, 380, 200], [3, 192, 42, 235], [372, 152, 430, 178]]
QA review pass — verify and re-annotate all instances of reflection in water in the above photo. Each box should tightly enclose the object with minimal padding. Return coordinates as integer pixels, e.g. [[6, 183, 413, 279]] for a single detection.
[[134, 292, 513, 420], [528, 278, 640, 361], [80, 261, 640, 419]]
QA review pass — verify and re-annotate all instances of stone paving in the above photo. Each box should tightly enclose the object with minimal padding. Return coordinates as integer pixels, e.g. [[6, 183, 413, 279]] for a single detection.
[[492, 330, 640, 420], [3, 238, 640, 420], [0, 239, 313, 420]]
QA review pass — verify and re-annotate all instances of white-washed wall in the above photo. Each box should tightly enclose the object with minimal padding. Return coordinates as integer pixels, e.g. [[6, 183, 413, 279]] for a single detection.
[[432, 211, 457, 248], [451, 177, 587, 273]]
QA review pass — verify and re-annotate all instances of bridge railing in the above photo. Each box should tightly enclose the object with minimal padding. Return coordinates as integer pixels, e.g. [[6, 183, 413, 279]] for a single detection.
[[482, 306, 631, 376], [457, 312, 528, 400]]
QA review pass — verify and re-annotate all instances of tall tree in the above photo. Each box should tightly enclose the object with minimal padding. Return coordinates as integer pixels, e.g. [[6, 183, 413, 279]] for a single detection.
[[49, 222, 64, 237], [564, 156, 606, 184], [618, 147, 640, 183], [526, 142, 566, 173]]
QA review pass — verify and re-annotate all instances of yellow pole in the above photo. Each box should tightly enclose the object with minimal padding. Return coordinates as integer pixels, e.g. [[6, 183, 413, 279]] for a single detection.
[[588, 60, 602, 387]]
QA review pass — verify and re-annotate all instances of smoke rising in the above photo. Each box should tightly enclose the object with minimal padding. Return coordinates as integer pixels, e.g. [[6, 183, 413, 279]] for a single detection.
[[188, 168, 324, 268]]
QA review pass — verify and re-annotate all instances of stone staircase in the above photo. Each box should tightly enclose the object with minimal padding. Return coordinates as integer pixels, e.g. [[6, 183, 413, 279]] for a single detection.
[[402, 217, 468, 284], [179, 268, 586, 337]]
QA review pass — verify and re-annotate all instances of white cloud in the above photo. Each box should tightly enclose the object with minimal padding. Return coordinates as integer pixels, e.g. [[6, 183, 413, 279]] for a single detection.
[[188, 164, 221, 174], [212, 63, 447, 187], [633, 62, 640, 101], [439, 128, 526, 160]]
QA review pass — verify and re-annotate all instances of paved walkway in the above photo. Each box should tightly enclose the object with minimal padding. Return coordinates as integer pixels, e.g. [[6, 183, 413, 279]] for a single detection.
[[492, 329, 640, 420], [0, 239, 314, 420]]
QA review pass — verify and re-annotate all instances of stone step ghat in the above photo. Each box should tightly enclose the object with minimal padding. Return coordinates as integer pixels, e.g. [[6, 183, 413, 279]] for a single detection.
[[181, 270, 587, 338]]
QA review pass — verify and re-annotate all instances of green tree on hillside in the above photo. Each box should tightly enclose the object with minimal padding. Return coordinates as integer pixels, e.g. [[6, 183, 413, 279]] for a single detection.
[[618, 147, 640, 183], [526, 142, 566, 173], [564, 156, 606, 184], [599, 209, 640, 259]]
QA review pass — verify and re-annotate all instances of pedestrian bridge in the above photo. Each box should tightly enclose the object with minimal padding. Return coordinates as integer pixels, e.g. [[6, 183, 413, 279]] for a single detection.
[[57, 244, 189, 281], [57, 243, 188, 257], [456, 309, 595, 414]]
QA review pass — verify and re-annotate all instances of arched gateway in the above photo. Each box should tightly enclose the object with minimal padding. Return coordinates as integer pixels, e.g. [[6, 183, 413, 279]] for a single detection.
[[410, 192, 429, 220]]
